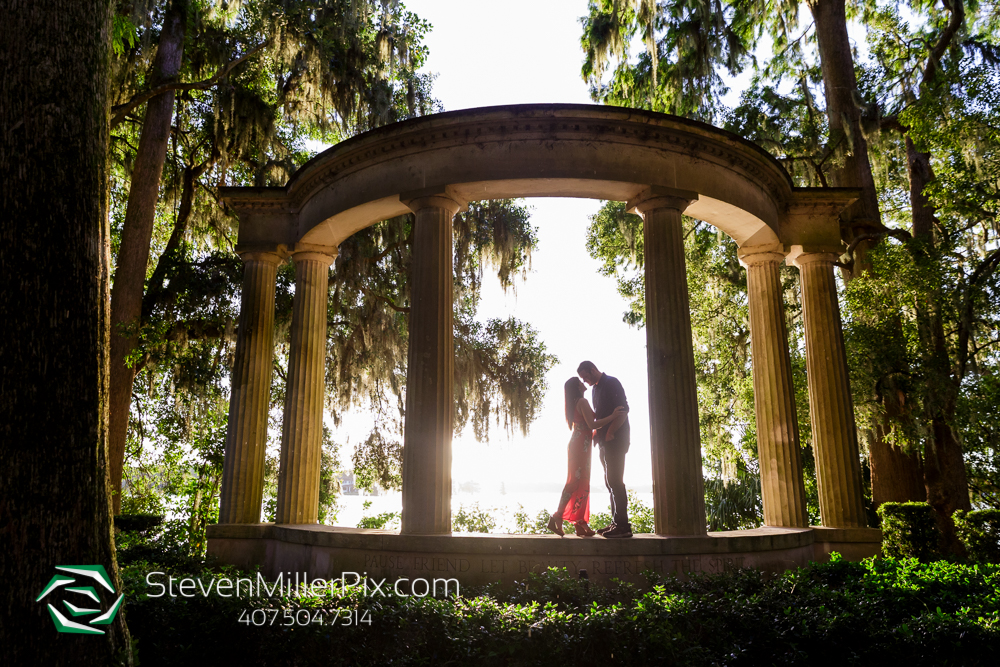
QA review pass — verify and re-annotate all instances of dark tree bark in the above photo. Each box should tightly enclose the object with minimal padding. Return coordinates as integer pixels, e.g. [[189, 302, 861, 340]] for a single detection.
[[906, 138, 972, 540], [810, 0, 882, 236], [0, 0, 131, 663], [897, 0, 972, 542], [869, 422, 926, 508], [809, 0, 926, 512], [108, 0, 187, 514]]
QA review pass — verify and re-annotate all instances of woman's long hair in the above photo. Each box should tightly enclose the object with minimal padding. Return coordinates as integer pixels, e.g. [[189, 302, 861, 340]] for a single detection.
[[564, 377, 584, 429]]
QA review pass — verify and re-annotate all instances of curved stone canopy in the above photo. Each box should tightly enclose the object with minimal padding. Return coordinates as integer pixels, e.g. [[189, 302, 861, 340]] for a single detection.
[[222, 104, 857, 254]]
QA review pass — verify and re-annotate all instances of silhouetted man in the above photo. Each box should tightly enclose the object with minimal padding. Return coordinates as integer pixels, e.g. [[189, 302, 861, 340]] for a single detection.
[[577, 360, 632, 538]]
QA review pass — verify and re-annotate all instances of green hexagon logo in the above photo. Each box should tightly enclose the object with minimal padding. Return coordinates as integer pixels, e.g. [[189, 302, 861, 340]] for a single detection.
[[36, 565, 124, 634]]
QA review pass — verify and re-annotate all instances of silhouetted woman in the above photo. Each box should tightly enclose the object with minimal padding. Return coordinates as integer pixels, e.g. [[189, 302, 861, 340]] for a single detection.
[[547, 377, 625, 536]]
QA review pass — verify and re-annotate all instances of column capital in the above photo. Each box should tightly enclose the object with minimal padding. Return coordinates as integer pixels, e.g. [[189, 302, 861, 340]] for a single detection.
[[786, 245, 843, 267], [400, 186, 466, 216], [627, 186, 698, 215], [738, 243, 787, 268], [289, 242, 338, 264], [237, 244, 287, 264]]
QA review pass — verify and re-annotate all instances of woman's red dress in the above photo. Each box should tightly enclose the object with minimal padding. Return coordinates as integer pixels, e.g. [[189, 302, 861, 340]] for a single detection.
[[559, 408, 592, 523]]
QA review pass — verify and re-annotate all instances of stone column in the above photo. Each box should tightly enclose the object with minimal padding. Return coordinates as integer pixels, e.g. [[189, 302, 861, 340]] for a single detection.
[[276, 250, 336, 524], [400, 193, 462, 534], [634, 191, 707, 536], [219, 251, 281, 524], [739, 247, 808, 528], [794, 251, 867, 527]]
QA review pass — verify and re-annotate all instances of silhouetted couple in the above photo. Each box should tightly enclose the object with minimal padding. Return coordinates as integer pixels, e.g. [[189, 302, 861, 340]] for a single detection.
[[547, 361, 633, 539]]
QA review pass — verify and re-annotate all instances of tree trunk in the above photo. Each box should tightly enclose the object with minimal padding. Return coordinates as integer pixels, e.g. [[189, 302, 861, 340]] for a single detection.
[[142, 159, 212, 322], [0, 0, 132, 662], [906, 138, 971, 542], [869, 422, 925, 507], [108, 0, 187, 514], [809, 0, 928, 513], [810, 0, 881, 234]]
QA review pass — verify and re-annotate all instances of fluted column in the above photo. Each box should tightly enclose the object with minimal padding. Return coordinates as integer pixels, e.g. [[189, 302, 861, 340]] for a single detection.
[[220, 251, 281, 524], [276, 250, 336, 524], [635, 191, 707, 536], [400, 194, 462, 535], [794, 251, 867, 527], [740, 247, 808, 527]]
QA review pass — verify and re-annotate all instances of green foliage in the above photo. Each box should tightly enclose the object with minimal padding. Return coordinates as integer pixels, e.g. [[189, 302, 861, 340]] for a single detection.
[[351, 430, 402, 493], [121, 551, 1000, 666], [958, 371, 1000, 509], [513, 505, 554, 535], [953, 510, 1000, 564], [581, 0, 750, 121], [704, 468, 763, 531], [317, 431, 341, 525], [111, 14, 137, 56], [356, 500, 400, 530], [879, 502, 943, 561], [452, 503, 499, 534], [626, 489, 655, 533]]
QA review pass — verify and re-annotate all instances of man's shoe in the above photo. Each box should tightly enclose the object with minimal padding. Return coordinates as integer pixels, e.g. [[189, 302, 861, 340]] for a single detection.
[[596, 523, 616, 536], [603, 523, 633, 538]]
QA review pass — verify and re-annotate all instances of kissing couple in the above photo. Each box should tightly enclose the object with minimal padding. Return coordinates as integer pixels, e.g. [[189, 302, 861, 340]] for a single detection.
[[547, 360, 633, 539]]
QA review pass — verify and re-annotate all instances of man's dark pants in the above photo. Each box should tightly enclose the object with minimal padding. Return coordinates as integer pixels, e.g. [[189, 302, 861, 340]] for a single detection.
[[599, 439, 629, 527]]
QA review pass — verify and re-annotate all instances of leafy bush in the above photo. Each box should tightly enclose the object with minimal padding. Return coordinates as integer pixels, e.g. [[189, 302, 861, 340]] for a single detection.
[[356, 500, 400, 530], [627, 490, 655, 533], [453, 503, 499, 533], [704, 470, 764, 531], [954, 509, 1000, 563], [513, 504, 552, 534], [879, 501, 943, 560], [120, 552, 1000, 667]]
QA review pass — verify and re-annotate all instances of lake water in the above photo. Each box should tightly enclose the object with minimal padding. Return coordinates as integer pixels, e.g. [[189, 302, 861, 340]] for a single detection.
[[333, 488, 656, 532]]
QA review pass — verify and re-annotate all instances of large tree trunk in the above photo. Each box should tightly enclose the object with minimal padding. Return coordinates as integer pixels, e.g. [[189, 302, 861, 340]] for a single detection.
[[810, 0, 881, 233], [869, 422, 926, 507], [906, 138, 971, 541], [809, 0, 926, 513], [108, 0, 187, 514], [0, 0, 132, 662]]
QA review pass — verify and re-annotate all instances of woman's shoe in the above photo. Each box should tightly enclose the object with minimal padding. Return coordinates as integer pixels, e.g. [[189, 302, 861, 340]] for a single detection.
[[575, 521, 596, 537], [547, 515, 564, 536]]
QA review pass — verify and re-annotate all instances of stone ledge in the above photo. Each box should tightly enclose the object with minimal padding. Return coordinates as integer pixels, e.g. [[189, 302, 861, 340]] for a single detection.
[[208, 523, 821, 556], [809, 526, 883, 543], [207, 523, 883, 586]]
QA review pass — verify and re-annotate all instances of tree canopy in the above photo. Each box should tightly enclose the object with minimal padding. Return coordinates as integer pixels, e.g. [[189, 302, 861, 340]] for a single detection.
[[580, 0, 1000, 533], [111, 0, 556, 548]]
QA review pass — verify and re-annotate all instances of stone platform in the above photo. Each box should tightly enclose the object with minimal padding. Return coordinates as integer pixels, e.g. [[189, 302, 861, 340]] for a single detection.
[[207, 524, 882, 588]]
